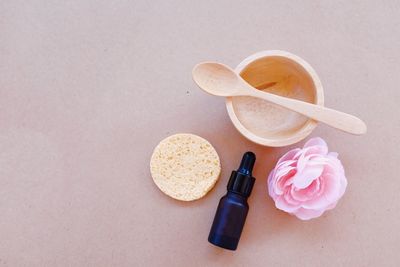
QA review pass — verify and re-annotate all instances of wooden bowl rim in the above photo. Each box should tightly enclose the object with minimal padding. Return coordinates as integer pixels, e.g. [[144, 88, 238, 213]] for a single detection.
[[225, 50, 324, 147]]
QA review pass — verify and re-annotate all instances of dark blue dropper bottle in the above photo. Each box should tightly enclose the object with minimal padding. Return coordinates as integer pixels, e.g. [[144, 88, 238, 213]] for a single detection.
[[208, 152, 256, 250]]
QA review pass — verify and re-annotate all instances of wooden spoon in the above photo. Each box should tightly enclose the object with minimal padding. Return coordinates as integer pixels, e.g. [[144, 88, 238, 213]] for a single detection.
[[192, 62, 367, 135]]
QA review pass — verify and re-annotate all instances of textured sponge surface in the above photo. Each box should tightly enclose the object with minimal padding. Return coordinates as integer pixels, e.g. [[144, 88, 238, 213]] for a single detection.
[[150, 133, 221, 201]]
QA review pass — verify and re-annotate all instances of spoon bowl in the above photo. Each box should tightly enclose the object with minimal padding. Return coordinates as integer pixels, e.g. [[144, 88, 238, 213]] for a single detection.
[[192, 62, 241, 96]]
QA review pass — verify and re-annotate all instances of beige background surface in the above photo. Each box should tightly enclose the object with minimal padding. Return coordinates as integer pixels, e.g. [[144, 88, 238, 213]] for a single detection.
[[1, 1, 399, 266]]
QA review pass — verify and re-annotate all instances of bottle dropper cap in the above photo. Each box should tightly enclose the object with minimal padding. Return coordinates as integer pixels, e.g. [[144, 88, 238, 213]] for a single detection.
[[227, 152, 256, 197]]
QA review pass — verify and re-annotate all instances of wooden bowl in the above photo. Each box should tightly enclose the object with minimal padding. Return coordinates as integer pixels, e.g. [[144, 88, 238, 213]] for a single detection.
[[226, 50, 324, 147]]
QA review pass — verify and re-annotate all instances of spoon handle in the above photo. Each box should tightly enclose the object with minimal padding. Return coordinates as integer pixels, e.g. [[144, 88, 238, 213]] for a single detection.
[[249, 89, 367, 135]]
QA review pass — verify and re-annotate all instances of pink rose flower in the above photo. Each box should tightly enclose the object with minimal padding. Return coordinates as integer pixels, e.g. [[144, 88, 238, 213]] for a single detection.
[[267, 137, 347, 220]]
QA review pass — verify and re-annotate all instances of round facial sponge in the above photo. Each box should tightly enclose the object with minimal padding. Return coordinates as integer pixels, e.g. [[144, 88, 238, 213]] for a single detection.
[[150, 133, 221, 201]]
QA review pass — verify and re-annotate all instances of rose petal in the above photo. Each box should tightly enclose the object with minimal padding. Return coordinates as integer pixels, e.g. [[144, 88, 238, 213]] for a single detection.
[[304, 137, 327, 149], [301, 173, 342, 210], [291, 187, 309, 202], [293, 148, 306, 160], [276, 159, 297, 169], [292, 164, 324, 189], [267, 169, 278, 197], [303, 137, 328, 155], [275, 167, 296, 194], [276, 148, 301, 166], [283, 189, 301, 206], [275, 166, 296, 180], [284, 176, 294, 187], [324, 156, 345, 175], [291, 179, 320, 201], [307, 156, 330, 166], [275, 195, 300, 212], [297, 153, 324, 172], [271, 167, 295, 195], [338, 173, 347, 198], [296, 151, 308, 172], [293, 207, 325, 220]]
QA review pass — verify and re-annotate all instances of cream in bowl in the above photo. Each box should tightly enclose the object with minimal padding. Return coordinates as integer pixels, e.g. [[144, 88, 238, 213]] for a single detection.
[[226, 50, 324, 147]]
